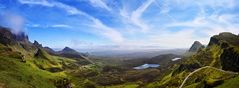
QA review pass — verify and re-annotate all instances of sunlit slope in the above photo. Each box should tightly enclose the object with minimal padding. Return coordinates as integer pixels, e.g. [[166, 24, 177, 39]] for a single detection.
[[146, 32, 239, 88]]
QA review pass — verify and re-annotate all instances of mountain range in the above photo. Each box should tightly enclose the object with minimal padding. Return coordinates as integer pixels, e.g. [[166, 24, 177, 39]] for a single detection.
[[0, 26, 239, 88]]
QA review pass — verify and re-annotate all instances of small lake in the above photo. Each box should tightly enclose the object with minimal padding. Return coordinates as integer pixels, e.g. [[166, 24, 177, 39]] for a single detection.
[[133, 64, 160, 70], [171, 58, 181, 61]]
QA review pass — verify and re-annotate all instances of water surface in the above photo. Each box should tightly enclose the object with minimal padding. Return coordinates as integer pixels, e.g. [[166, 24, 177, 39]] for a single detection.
[[133, 64, 160, 70]]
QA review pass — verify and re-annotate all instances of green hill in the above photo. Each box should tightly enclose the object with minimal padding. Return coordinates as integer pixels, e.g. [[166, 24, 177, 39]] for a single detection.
[[0, 27, 85, 88], [146, 32, 239, 88], [1, 25, 239, 88]]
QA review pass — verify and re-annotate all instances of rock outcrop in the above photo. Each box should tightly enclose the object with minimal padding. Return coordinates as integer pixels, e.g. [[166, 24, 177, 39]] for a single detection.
[[207, 32, 239, 72], [0, 27, 17, 45], [220, 47, 239, 72], [188, 41, 204, 52], [33, 40, 43, 48]]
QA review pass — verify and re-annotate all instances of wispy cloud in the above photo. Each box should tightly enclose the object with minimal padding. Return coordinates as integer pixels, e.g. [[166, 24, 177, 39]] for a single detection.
[[18, 0, 54, 7], [18, 0, 124, 43], [18, 0, 85, 15], [120, 0, 155, 32], [90, 19, 124, 43], [162, 13, 239, 47], [51, 24, 72, 28], [27, 24, 72, 29], [88, 0, 111, 11], [13, 0, 239, 49], [0, 12, 25, 34]]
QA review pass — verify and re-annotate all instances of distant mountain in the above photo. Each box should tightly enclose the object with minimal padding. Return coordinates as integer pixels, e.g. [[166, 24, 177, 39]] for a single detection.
[[188, 41, 204, 52], [61, 47, 79, 54], [91, 49, 186, 59], [124, 54, 182, 68], [149, 54, 182, 65], [57, 47, 85, 58], [43, 46, 57, 55]]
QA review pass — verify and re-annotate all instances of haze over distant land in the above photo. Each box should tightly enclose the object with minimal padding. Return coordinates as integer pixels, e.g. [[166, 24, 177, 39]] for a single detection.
[[0, 0, 239, 51], [1, 0, 239, 88]]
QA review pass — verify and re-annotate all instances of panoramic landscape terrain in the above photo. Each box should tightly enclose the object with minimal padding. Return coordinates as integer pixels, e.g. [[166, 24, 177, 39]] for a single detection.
[[0, 0, 239, 88]]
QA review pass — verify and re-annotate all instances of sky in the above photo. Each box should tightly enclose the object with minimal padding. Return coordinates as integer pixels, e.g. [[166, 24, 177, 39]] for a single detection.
[[0, 0, 239, 51]]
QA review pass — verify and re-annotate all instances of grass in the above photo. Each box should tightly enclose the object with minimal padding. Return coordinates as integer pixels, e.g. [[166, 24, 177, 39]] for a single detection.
[[0, 56, 62, 88], [104, 84, 139, 88], [0, 44, 75, 88], [183, 67, 236, 88], [216, 75, 239, 88]]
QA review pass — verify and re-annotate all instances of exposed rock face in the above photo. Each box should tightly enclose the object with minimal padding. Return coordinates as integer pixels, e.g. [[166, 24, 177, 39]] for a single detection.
[[220, 47, 239, 72], [34, 48, 48, 59], [15, 32, 29, 42], [208, 32, 239, 72], [188, 41, 204, 52], [208, 32, 239, 47], [33, 40, 42, 48], [0, 26, 29, 45], [0, 27, 17, 45]]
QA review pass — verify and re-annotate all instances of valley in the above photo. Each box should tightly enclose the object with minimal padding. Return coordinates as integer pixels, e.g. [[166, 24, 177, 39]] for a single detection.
[[0, 26, 239, 88], [0, 0, 239, 88]]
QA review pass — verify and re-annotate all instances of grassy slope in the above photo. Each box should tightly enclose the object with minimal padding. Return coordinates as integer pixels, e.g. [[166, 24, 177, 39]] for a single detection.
[[216, 75, 239, 88], [0, 56, 64, 88], [145, 43, 238, 88], [146, 67, 237, 88], [0, 43, 77, 88]]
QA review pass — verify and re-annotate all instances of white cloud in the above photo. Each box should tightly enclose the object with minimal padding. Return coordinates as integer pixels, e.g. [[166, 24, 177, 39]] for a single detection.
[[18, 0, 54, 7], [120, 0, 155, 32], [52, 2, 85, 15], [18, 0, 85, 15], [91, 19, 124, 43], [147, 30, 202, 48], [161, 0, 236, 10], [161, 13, 239, 48], [0, 12, 25, 34], [51, 24, 72, 28], [88, 0, 111, 11], [18, 0, 124, 43], [17, 0, 239, 49], [27, 24, 72, 29]]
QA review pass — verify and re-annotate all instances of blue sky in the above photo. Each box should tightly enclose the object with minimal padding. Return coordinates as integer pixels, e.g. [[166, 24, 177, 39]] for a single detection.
[[0, 0, 239, 50]]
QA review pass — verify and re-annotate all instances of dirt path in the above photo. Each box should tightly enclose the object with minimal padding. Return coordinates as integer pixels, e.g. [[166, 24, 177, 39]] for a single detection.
[[179, 66, 238, 88]]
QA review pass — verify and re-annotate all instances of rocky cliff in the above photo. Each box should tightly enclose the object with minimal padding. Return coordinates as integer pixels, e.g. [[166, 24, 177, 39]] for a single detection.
[[188, 41, 204, 52]]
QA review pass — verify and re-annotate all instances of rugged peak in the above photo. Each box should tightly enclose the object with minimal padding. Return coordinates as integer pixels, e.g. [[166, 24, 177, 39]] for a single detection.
[[0, 27, 17, 45], [0, 26, 29, 45], [188, 41, 204, 52], [59, 47, 88, 59], [219, 32, 234, 36], [208, 32, 239, 47], [15, 32, 29, 42], [62, 47, 77, 52], [33, 40, 42, 48]]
